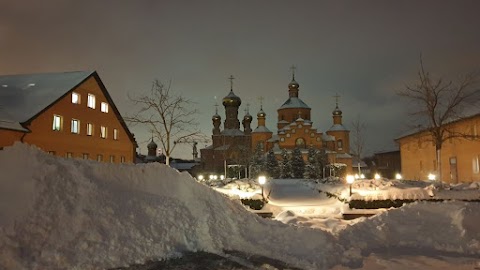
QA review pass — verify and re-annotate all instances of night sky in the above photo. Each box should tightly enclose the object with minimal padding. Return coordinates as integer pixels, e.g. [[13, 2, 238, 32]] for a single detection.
[[1, 0, 479, 159]]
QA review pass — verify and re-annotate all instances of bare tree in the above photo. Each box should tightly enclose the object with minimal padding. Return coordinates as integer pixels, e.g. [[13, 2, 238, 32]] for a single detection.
[[351, 115, 366, 175], [126, 80, 203, 165], [397, 57, 480, 181]]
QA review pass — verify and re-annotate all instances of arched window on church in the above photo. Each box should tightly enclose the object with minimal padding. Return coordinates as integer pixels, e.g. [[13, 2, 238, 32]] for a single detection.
[[295, 138, 306, 148], [337, 139, 343, 150], [257, 141, 264, 151]]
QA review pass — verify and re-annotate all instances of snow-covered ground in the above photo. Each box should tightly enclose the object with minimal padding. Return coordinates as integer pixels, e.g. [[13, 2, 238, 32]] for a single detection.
[[1, 143, 480, 270]]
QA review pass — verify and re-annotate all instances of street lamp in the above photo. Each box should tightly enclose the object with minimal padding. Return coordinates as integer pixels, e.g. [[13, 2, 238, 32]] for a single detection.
[[346, 174, 355, 196], [374, 173, 381, 180], [258, 175, 267, 201], [395, 173, 402, 180]]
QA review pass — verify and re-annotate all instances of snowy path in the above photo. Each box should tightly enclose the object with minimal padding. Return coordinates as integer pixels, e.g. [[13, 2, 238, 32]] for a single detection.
[[266, 179, 327, 206]]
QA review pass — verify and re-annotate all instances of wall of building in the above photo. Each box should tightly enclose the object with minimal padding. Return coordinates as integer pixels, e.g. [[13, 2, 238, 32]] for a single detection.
[[21, 76, 135, 163], [398, 116, 480, 183], [0, 129, 25, 148]]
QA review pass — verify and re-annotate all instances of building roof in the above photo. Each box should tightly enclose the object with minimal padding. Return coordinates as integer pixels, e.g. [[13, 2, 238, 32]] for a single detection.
[[253, 126, 272, 133], [328, 124, 349, 131], [322, 134, 335, 141], [336, 153, 352, 159], [0, 107, 29, 131], [0, 71, 94, 123], [221, 129, 245, 136], [278, 97, 310, 110]]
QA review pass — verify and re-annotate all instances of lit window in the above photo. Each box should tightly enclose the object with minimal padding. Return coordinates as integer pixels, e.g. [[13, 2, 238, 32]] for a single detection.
[[310, 132, 315, 138], [473, 156, 480, 174], [66, 152, 73, 158], [97, 154, 103, 161], [72, 92, 80, 104], [86, 123, 93, 136], [286, 133, 291, 138], [101, 102, 109, 113], [100, 126, 107, 138], [52, 115, 62, 131], [113, 128, 118, 140], [110, 155, 115, 163], [120, 156, 126, 163], [71, 119, 80, 134], [295, 138, 306, 148], [83, 153, 89, 159], [337, 140, 343, 150], [292, 129, 296, 134], [280, 137, 285, 142], [87, 94, 96, 109], [316, 137, 321, 142]]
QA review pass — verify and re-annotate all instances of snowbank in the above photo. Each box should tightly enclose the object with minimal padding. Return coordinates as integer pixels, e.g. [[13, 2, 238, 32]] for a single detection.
[[0, 143, 341, 270]]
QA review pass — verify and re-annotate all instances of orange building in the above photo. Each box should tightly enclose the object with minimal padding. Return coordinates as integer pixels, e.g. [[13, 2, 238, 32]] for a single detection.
[[0, 71, 137, 163], [201, 72, 352, 175], [396, 113, 480, 183]]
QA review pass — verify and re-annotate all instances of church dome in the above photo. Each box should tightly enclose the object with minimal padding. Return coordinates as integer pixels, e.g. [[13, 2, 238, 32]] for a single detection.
[[257, 109, 266, 118], [288, 79, 299, 89], [212, 113, 221, 121], [222, 90, 242, 107], [243, 113, 252, 121], [147, 138, 157, 149], [333, 106, 342, 116]]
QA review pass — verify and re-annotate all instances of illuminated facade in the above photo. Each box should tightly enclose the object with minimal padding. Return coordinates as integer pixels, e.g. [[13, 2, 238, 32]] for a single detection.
[[0, 71, 137, 163]]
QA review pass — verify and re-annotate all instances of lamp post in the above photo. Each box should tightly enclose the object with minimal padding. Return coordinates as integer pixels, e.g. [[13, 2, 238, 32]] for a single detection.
[[258, 175, 267, 201], [346, 174, 355, 196]]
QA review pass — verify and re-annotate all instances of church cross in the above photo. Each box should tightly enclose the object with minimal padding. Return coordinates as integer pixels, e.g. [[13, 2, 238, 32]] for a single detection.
[[214, 102, 219, 114], [244, 103, 250, 114], [333, 93, 341, 107], [257, 96, 264, 109], [228, 75, 235, 90], [290, 65, 297, 79]]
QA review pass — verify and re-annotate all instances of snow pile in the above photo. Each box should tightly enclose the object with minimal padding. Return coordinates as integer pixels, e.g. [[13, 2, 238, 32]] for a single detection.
[[338, 201, 480, 263], [0, 143, 341, 270]]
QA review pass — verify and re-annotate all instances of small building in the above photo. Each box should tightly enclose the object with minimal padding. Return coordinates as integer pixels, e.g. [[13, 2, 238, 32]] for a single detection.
[[373, 150, 401, 179], [396, 113, 480, 183], [0, 71, 137, 163]]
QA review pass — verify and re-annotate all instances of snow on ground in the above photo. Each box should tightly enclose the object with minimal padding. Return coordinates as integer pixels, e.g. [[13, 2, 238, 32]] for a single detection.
[[0, 143, 340, 270], [1, 143, 480, 270]]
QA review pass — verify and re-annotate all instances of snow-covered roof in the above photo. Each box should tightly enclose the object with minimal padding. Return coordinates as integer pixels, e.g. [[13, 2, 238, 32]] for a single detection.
[[328, 124, 349, 131], [214, 144, 230, 151], [170, 162, 199, 171], [0, 107, 29, 131], [221, 129, 245, 136], [252, 126, 272, 133], [322, 134, 335, 141], [279, 97, 311, 110], [277, 120, 289, 124], [267, 134, 279, 142], [336, 153, 352, 159], [295, 117, 304, 122], [0, 71, 94, 123]]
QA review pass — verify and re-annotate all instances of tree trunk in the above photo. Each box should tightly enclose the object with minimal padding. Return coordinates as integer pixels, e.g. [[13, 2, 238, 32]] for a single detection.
[[166, 155, 170, 166], [436, 148, 441, 182]]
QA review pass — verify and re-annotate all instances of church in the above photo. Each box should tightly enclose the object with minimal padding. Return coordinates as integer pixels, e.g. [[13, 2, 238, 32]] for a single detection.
[[200, 71, 352, 177]]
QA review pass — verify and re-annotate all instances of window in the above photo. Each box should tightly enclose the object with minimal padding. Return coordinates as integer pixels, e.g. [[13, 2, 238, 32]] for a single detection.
[[473, 156, 480, 174], [82, 153, 89, 159], [110, 155, 115, 163], [298, 124, 302, 128], [66, 152, 73, 158], [292, 129, 296, 134], [86, 123, 93, 136], [286, 133, 291, 138], [113, 128, 118, 140], [71, 119, 80, 134], [295, 138, 306, 148], [280, 137, 285, 142], [97, 154, 103, 162], [316, 137, 321, 142], [72, 92, 80, 104], [52, 115, 62, 131], [100, 126, 107, 138], [337, 140, 343, 150], [310, 132, 315, 138], [120, 156, 126, 163], [87, 94, 96, 109], [101, 102, 109, 113]]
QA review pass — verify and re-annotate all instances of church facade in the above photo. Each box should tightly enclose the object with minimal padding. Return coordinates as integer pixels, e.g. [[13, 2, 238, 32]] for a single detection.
[[200, 73, 352, 177]]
